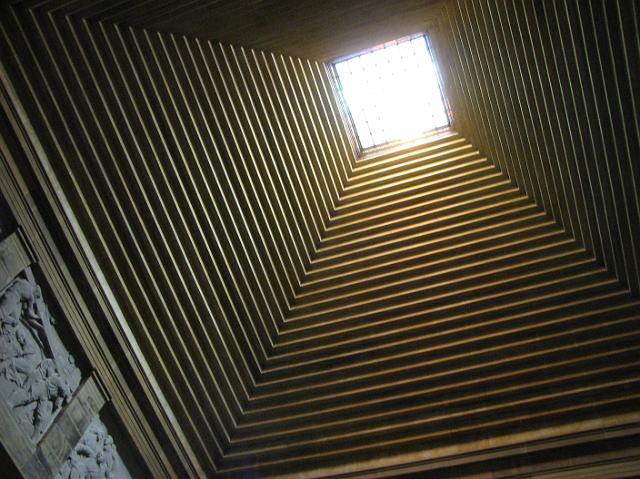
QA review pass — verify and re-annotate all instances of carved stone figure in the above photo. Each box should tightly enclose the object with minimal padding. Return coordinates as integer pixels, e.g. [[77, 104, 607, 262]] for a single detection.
[[0, 277, 37, 332], [7, 358, 74, 437], [56, 417, 131, 479], [0, 269, 81, 440]]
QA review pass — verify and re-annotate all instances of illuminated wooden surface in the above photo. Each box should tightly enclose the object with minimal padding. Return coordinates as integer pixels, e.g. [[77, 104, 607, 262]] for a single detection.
[[0, 5, 355, 474], [444, 0, 640, 295], [219, 133, 640, 476], [1, 1, 639, 477]]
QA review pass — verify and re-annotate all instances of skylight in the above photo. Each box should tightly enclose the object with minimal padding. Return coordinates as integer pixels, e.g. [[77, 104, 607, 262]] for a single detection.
[[333, 34, 450, 150]]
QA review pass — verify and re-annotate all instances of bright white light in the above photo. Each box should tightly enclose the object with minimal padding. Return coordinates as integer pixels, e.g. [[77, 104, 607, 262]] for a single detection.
[[334, 35, 449, 150]]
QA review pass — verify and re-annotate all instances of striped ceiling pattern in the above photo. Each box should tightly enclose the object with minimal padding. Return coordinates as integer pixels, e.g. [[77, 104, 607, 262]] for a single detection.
[[1, 0, 639, 477], [444, 0, 640, 295], [9, 0, 443, 60], [0, 3, 355, 475]]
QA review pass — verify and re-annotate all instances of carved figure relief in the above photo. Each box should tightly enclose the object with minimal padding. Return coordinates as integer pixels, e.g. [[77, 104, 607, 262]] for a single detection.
[[56, 416, 131, 479], [0, 268, 81, 440]]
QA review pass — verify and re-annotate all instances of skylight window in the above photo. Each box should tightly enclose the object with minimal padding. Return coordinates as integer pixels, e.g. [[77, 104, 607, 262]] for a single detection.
[[333, 34, 450, 150]]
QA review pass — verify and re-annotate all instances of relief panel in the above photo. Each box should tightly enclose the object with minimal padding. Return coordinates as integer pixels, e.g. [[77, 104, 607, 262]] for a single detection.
[[0, 267, 82, 441], [56, 416, 132, 479]]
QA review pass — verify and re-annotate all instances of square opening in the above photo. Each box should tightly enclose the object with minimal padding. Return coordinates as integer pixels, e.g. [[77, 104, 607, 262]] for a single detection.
[[332, 34, 450, 152]]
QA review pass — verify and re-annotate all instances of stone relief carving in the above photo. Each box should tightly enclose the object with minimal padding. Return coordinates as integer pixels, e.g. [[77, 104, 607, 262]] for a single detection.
[[0, 268, 81, 440], [56, 416, 132, 479]]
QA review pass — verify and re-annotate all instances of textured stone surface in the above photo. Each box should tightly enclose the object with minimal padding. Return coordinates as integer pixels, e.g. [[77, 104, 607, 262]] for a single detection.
[[56, 416, 132, 479], [0, 268, 81, 441], [0, 232, 33, 314]]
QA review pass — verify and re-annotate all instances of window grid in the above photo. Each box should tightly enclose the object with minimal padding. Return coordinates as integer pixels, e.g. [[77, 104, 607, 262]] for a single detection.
[[332, 34, 450, 151]]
